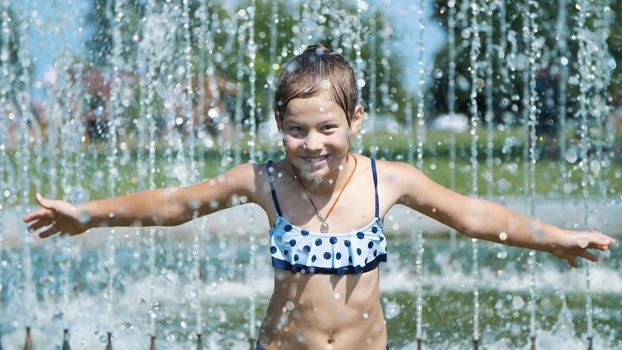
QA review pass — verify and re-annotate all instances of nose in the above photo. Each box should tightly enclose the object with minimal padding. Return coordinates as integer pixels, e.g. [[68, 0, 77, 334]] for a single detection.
[[303, 131, 323, 151]]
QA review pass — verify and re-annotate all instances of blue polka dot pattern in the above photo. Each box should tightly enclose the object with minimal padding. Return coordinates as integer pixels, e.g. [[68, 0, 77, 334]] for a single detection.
[[372, 226, 378, 233], [268, 216, 387, 275]]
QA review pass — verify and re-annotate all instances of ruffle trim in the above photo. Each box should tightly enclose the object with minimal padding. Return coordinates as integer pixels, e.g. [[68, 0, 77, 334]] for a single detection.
[[272, 254, 387, 275]]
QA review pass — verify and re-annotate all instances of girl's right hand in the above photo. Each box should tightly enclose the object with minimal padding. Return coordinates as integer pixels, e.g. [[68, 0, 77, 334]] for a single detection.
[[22, 193, 89, 238]]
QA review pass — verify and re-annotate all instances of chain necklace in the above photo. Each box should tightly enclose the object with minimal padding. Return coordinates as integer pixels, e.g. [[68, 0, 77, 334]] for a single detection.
[[293, 154, 358, 233]]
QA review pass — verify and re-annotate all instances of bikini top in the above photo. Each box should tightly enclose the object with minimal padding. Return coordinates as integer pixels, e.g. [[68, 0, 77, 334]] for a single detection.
[[266, 158, 388, 275]]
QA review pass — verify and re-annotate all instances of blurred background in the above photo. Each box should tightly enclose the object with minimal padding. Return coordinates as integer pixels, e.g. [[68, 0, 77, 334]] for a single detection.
[[0, 0, 621, 349]]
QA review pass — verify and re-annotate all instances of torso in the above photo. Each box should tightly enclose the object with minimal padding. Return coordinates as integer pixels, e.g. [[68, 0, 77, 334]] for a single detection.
[[251, 155, 399, 349]]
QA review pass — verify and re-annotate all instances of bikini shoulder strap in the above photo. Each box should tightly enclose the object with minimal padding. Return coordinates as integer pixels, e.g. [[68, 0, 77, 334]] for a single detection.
[[266, 160, 283, 216], [371, 158, 379, 219]]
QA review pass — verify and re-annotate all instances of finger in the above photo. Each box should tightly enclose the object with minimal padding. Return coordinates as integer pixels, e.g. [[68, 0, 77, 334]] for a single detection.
[[567, 257, 578, 268], [39, 225, 60, 239], [23, 209, 54, 223], [590, 231, 616, 245], [580, 251, 598, 263], [27, 218, 54, 232], [23, 209, 44, 223], [36, 193, 54, 210], [590, 242, 612, 251], [588, 241, 611, 251]]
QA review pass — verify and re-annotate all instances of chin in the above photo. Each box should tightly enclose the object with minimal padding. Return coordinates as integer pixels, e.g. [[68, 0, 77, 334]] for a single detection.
[[302, 160, 343, 182]]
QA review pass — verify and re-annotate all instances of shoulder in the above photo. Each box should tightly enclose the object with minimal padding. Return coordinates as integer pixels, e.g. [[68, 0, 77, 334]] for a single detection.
[[222, 162, 257, 182], [372, 158, 419, 182], [371, 159, 430, 199], [213, 162, 270, 194]]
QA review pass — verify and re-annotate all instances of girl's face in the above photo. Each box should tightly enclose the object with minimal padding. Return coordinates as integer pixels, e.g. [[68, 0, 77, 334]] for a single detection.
[[279, 93, 361, 182]]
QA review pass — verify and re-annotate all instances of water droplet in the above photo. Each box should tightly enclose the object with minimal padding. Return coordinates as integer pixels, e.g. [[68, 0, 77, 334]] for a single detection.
[[564, 148, 578, 163], [589, 160, 600, 175], [79, 212, 91, 224], [384, 301, 401, 319], [512, 296, 524, 309]]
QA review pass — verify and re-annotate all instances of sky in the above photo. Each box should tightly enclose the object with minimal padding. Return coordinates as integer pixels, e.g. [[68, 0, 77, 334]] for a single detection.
[[22, 0, 445, 99]]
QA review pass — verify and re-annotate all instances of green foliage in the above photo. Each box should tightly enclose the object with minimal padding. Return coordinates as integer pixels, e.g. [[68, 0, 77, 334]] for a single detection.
[[427, 0, 621, 119], [83, 0, 414, 128]]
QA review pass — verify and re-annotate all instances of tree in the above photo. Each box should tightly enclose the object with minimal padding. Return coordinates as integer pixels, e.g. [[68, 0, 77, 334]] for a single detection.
[[80, 0, 415, 136], [427, 0, 621, 123]]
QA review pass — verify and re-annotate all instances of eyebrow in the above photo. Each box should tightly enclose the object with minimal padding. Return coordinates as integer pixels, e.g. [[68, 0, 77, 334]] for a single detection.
[[283, 119, 340, 126]]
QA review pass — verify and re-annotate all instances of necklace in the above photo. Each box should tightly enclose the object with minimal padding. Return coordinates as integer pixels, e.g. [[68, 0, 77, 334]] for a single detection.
[[293, 154, 358, 233]]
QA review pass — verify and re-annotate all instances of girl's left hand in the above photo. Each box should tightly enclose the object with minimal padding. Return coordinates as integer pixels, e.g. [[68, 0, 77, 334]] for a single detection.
[[551, 230, 616, 268]]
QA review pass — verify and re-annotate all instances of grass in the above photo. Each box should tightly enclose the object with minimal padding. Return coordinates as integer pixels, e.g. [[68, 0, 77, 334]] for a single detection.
[[3, 127, 620, 206]]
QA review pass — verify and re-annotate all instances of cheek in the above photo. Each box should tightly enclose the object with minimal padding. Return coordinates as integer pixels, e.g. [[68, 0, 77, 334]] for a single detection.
[[328, 131, 349, 147], [282, 135, 302, 151]]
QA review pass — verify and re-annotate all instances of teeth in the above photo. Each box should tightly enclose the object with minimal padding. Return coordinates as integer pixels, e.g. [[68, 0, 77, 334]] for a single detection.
[[303, 155, 328, 162]]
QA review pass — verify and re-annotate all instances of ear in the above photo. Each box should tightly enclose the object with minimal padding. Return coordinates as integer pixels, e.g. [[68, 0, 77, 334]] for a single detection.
[[348, 105, 364, 135]]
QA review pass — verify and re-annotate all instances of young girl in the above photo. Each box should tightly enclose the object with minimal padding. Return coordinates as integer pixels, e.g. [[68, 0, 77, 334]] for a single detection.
[[23, 44, 615, 350]]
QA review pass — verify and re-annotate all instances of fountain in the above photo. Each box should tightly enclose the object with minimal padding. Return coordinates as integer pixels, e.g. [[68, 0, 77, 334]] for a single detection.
[[0, 0, 620, 349]]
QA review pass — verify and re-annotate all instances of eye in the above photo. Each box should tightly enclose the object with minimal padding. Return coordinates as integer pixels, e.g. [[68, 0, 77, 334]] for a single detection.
[[322, 124, 337, 131], [287, 126, 303, 132]]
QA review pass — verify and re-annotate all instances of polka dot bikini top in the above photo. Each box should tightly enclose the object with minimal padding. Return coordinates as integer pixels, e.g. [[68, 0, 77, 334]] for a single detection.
[[266, 158, 388, 275]]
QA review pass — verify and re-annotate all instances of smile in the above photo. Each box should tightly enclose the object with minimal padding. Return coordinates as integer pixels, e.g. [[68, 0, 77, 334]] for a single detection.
[[301, 154, 330, 164]]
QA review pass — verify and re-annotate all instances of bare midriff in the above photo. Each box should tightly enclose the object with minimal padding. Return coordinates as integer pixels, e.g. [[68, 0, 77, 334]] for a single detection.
[[258, 268, 387, 350]]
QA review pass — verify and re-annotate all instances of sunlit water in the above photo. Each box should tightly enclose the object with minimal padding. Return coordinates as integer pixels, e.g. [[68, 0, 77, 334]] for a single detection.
[[1, 204, 621, 349]]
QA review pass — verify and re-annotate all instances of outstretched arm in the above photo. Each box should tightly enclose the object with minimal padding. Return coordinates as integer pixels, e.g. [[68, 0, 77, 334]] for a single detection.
[[23, 163, 256, 238], [389, 161, 616, 267]]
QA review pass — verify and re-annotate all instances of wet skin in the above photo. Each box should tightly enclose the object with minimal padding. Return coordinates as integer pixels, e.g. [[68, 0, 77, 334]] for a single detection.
[[250, 94, 391, 349], [253, 155, 391, 350]]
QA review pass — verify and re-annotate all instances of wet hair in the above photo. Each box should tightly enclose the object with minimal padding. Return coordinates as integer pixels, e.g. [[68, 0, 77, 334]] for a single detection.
[[274, 44, 358, 125]]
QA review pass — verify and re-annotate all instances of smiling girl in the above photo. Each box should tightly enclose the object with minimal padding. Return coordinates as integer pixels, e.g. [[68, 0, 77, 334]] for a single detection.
[[23, 44, 616, 350]]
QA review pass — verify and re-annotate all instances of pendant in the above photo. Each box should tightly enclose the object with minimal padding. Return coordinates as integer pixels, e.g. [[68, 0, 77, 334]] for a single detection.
[[320, 221, 329, 234]]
